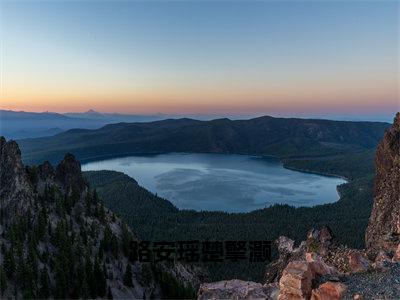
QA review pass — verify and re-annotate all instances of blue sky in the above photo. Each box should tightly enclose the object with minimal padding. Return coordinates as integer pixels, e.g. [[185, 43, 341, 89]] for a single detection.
[[1, 0, 398, 118]]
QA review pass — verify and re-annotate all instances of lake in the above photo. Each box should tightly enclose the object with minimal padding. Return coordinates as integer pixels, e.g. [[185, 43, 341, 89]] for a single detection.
[[82, 153, 346, 213]]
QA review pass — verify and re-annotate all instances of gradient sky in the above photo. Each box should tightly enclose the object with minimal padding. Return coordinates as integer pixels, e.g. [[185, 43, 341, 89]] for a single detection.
[[0, 1, 398, 115]]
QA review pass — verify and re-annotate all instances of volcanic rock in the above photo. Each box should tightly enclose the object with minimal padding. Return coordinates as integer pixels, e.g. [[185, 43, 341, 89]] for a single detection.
[[278, 261, 313, 300], [348, 252, 370, 273], [264, 236, 307, 283], [310, 282, 347, 300], [197, 279, 278, 300], [365, 113, 400, 252], [0, 137, 32, 221]]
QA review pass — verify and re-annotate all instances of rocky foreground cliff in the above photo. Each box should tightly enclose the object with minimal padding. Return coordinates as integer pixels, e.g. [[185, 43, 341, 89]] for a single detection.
[[365, 112, 400, 252], [198, 113, 400, 300], [0, 137, 201, 299]]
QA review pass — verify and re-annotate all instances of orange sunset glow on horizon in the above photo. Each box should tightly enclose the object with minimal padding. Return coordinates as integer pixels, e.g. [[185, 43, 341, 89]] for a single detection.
[[0, 1, 398, 117]]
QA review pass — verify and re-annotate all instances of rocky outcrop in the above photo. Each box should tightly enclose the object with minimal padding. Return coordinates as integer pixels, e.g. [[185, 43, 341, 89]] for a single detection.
[[0, 137, 32, 222], [37, 160, 55, 192], [55, 152, 87, 195], [278, 261, 313, 299], [365, 112, 400, 252], [348, 252, 370, 273], [1, 137, 204, 299], [5, 137, 210, 299], [265, 226, 340, 284], [305, 252, 338, 277], [394, 244, 400, 262], [197, 280, 278, 300], [264, 236, 307, 283], [310, 282, 347, 300], [1, 137, 159, 298]]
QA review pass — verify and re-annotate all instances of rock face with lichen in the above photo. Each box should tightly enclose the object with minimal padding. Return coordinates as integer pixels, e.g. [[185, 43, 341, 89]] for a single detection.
[[365, 113, 400, 253], [0, 137, 32, 220], [197, 279, 278, 300]]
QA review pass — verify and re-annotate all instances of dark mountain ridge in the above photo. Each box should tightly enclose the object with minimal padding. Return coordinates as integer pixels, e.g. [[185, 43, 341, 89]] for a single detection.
[[19, 115, 390, 165]]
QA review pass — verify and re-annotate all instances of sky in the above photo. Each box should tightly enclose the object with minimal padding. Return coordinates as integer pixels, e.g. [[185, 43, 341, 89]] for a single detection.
[[0, 0, 399, 117]]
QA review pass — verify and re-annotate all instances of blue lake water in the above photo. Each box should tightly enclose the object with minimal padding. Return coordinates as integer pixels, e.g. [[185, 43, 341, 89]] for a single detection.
[[82, 153, 346, 213]]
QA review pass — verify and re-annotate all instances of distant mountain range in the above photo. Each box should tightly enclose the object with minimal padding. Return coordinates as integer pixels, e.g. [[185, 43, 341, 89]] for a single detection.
[[19, 115, 390, 165], [63, 109, 166, 122], [0, 109, 166, 139], [3, 109, 393, 140], [1, 109, 255, 140]]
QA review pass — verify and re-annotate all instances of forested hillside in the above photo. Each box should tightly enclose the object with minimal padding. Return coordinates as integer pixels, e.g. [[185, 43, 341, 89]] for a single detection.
[[0, 138, 201, 299], [19, 116, 389, 165]]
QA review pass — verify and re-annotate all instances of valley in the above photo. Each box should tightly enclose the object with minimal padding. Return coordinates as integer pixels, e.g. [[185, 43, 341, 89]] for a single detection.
[[14, 115, 387, 282]]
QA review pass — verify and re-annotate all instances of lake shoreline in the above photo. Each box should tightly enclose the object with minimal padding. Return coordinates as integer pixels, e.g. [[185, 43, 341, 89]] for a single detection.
[[82, 152, 346, 212], [78, 150, 350, 182], [281, 164, 350, 182]]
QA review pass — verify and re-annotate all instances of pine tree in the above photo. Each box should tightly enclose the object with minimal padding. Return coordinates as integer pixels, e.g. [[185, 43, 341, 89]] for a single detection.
[[54, 262, 67, 299], [111, 235, 119, 259], [93, 189, 99, 204], [123, 264, 133, 287], [27, 240, 38, 282], [107, 286, 113, 299], [48, 221, 52, 237], [76, 259, 89, 299], [81, 227, 88, 245], [95, 203, 106, 223], [85, 192, 92, 216], [121, 224, 131, 256], [39, 267, 50, 299], [23, 256, 37, 299], [98, 243, 104, 260], [94, 259, 106, 297], [0, 265, 7, 295], [37, 206, 48, 241], [103, 224, 112, 251], [15, 243, 25, 289], [4, 248, 15, 279], [85, 257, 96, 299]]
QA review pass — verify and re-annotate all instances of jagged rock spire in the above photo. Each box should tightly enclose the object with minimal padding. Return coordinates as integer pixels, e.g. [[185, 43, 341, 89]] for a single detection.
[[0, 137, 33, 221], [55, 153, 87, 196], [0, 137, 87, 219], [365, 112, 400, 251]]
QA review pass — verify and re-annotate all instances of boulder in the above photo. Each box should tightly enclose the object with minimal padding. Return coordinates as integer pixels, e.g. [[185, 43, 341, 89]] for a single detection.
[[348, 252, 370, 273], [373, 250, 391, 269], [306, 252, 338, 277], [374, 250, 391, 263], [197, 279, 277, 300], [310, 282, 347, 300], [264, 237, 306, 283], [393, 244, 400, 262], [277, 236, 295, 253], [278, 261, 313, 300], [319, 227, 334, 245], [307, 226, 334, 256]]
